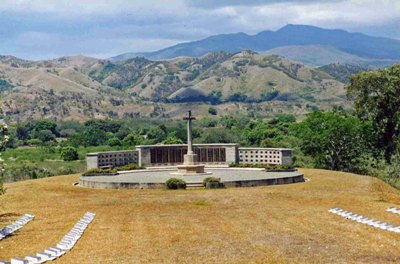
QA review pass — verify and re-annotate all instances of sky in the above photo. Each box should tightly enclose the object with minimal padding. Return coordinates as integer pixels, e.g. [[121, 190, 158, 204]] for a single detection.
[[0, 0, 399, 60]]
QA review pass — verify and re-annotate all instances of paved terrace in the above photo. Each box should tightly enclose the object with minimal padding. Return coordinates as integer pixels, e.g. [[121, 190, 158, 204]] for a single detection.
[[79, 168, 304, 189]]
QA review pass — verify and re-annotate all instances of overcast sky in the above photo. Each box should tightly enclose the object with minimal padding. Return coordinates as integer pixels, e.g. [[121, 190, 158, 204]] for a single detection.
[[0, 0, 399, 60]]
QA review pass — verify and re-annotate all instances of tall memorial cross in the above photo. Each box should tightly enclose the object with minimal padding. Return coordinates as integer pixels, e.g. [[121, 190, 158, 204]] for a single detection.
[[171, 110, 211, 175], [183, 110, 196, 155]]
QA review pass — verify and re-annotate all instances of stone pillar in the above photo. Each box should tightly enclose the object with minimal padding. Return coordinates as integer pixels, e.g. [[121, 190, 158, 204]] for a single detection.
[[172, 110, 210, 176], [187, 113, 193, 155], [183, 110, 197, 165]]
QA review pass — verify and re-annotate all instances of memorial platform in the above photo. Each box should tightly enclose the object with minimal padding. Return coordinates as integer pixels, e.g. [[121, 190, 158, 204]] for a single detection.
[[79, 168, 304, 189]]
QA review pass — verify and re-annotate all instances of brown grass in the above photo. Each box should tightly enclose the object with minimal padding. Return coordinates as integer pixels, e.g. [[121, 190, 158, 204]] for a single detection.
[[1, 169, 400, 263]]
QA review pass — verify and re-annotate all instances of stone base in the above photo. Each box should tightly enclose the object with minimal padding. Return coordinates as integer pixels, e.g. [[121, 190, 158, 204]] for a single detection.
[[170, 171, 213, 176], [170, 164, 213, 176], [177, 164, 205, 173], [171, 165, 212, 176], [170, 153, 214, 176], [183, 153, 197, 165]]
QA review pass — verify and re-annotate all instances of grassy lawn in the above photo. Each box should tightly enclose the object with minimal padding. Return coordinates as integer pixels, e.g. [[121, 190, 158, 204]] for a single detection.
[[1, 169, 400, 263]]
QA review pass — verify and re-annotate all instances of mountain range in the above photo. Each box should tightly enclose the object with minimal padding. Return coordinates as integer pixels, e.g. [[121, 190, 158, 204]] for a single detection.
[[111, 24, 400, 67], [1, 24, 399, 122], [0, 51, 352, 122]]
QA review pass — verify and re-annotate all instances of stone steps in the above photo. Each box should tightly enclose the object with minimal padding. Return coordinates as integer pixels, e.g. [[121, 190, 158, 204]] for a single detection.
[[186, 182, 204, 189]]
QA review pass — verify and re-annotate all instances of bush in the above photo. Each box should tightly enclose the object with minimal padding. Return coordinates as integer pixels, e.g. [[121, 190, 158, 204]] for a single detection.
[[0, 182, 6, 195], [60, 146, 79, 161], [1, 161, 54, 182], [82, 168, 117, 176], [166, 178, 186, 190], [208, 107, 217, 115], [56, 166, 77, 175], [108, 137, 122, 146], [202, 177, 221, 187], [27, 138, 42, 146], [115, 164, 144, 171]]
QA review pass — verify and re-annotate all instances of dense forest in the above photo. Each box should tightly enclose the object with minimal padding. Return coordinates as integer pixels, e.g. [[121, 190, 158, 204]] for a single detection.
[[0, 64, 400, 191]]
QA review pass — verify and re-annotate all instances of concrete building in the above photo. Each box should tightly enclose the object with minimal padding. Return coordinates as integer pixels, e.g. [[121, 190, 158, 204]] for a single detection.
[[136, 143, 238, 167], [87, 150, 138, 170], [86, 144, 293, 169], [238, 148, 293, 165]]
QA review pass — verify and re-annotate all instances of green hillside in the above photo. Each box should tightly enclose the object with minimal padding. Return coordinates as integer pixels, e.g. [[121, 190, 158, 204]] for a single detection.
[[0, 51, 351, 121]]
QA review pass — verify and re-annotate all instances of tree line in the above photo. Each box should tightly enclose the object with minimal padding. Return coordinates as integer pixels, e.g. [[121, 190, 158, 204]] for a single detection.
[[0, 64, 399, 189]]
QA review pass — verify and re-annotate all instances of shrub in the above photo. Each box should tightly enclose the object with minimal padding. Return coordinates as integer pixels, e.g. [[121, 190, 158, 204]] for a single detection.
[[31, 129, 56, 142], [115, 164, 144, 171], [162, 136, 183, 144], [1, 161, 54, 182], [166, 178, 186, 190], [108, 137, 122, 146], [208, 107, 217, 115], [0, 182, 6, 195], [60, 146, 79, 161], [27, 138, 42, 146], [82, 168, 117, 176], [56, 166, 77, 175], [202, 177, 221, 187]]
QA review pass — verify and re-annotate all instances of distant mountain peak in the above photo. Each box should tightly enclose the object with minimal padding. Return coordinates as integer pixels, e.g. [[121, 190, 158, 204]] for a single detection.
[[110, 24, 400, 67]]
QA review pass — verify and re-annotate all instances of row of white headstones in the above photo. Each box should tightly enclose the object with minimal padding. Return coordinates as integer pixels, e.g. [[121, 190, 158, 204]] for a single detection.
[[0, 214, 34, 241], [1, 212, 95, 264], [329, 207, 400, 233]]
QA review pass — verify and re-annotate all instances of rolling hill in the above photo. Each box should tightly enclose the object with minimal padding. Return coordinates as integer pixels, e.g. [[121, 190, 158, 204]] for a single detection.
[[0, 51, 351, 122], [2, 169, 400, 263], [111, 24, 400, 67]]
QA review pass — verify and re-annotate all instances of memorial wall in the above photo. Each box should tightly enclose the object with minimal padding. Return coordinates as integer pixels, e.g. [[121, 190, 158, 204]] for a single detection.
[[137, 144, 237, 167], [86, 144, 293, 169]]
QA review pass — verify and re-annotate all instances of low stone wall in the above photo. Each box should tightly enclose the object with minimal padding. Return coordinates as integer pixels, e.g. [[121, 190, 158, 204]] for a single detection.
[[223, 174, 304, 188], [79, 179, 165, 189], [78, 170, 304, 190]]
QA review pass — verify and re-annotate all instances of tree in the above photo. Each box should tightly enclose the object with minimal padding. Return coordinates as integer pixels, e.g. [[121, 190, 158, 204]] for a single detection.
[[84, 119, 121, 133], [80, 126, 107, 146], [108, 137, 122, 146], [291, 110, 372, 171], [163, 134, 184, 144], [60, 146, 79, 161], [199, 128, 236, 143], [346, 65, 400, 161], [122, 133, 142, 146], [146, 125, 168, 143], [31, 129, 56, 142], [16, 123, 32, 140], [0, 123, 8, 194], [32, 120, 58, 136]]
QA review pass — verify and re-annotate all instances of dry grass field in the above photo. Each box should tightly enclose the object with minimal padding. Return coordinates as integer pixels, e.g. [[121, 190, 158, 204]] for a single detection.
[[1, 169, 400, 263]]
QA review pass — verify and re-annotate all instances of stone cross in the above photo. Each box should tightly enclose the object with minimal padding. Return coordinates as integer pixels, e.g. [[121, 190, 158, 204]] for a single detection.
[[183, 110, 196, 155]]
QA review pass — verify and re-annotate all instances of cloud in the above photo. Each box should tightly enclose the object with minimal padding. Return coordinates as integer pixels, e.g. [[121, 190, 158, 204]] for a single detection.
[[0, 0, 189, 18], [187, 0, 344, 9]]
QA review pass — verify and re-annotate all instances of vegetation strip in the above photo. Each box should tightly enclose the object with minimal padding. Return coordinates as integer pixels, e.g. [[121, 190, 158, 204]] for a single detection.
[[2, 212, 95, 264], [0, 213, 34, 241], [329, 208, 400, 233]]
